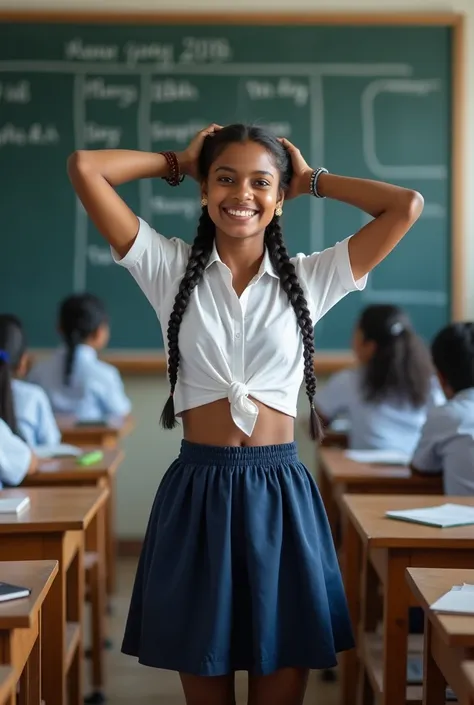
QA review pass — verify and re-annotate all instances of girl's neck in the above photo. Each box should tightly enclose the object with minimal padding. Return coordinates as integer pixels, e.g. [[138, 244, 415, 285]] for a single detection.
[[214, 231, 265, 278]]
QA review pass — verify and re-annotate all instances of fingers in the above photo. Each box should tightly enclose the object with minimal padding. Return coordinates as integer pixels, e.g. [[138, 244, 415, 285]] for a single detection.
[[202, 123, 223, 137], [278, 137, 300, 153]]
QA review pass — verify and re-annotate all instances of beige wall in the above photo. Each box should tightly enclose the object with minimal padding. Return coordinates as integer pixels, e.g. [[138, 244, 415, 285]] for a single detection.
[[3, 0, 473, 537]]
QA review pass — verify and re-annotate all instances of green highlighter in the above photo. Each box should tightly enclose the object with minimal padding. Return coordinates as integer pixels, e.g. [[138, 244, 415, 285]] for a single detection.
[[77, 451, 104, 467]]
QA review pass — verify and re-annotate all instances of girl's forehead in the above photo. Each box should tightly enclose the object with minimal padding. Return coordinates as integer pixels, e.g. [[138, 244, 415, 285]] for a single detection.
[[211, 141, 277, 174]]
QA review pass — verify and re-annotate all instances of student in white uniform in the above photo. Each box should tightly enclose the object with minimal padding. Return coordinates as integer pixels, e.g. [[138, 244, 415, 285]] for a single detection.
[[0, 417, 37, 487], [0, 314, 60, 447], [29, 293, 131, 421], [67, 122, 424, 704], [315, 304, 444, 454], [412, 322, 474, 494]]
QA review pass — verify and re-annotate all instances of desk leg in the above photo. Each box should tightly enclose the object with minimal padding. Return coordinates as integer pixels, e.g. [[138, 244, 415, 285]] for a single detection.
[[422, 616, 445, 705], [41, 539, 66, 705], [19, 626, 40, 705], [382, 552, 409, 705], [86, 506, 106, 693], [340, 512, 362, 705], [67, 540, 84, 705], [106, 478, 117, 598]]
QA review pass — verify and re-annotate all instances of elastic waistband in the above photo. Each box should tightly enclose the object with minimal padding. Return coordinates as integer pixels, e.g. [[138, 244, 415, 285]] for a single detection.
[[179, 440, 299, 467]]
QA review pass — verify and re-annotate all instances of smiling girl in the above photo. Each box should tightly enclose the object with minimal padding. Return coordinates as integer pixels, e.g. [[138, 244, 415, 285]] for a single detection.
[[67, 123, 423, 705]]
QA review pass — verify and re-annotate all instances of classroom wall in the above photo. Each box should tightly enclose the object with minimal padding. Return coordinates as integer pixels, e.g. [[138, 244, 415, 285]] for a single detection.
[[3, 0, 474, 538]]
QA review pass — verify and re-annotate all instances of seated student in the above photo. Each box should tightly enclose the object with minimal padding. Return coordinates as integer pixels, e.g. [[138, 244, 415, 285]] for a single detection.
[[29, 293, 131, 420], [315, 304, 445, 454], [411, 322, 474, 494], [0, 418, 37, 487], [0, 314, 61, 447]]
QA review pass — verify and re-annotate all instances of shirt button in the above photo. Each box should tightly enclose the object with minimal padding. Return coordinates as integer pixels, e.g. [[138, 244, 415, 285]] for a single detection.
[[235, 332, 241, 339]]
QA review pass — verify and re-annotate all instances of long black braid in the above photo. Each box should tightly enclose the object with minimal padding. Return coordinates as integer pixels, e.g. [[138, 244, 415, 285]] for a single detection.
[[160, 209, 215, 428], [265, 217, 322, 441]]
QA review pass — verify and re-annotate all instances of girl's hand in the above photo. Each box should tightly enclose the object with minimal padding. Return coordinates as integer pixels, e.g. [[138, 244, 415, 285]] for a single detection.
[[279, 137, 313, 200], [178, 123, 222, 180]]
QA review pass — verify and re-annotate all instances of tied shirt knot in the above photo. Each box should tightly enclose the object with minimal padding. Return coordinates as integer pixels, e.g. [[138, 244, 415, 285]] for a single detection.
[[227, 381, 259, 437]]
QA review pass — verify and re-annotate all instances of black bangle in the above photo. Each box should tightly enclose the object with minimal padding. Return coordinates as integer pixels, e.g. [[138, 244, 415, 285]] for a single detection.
[[310, 167, 328, 198]]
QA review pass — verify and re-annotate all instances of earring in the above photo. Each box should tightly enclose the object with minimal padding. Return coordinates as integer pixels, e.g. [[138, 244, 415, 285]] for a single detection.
[[201, 197, 208, 207], [275, 205, 283, 217]]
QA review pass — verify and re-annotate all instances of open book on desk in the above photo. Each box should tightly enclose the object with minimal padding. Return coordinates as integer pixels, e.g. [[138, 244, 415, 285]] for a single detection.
[[385, 503, 474, 528], [345, 449, 411, 465]]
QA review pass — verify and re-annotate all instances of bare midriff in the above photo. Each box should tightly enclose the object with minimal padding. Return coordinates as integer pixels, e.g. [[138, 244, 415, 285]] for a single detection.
[[181, 398, 295, 447]]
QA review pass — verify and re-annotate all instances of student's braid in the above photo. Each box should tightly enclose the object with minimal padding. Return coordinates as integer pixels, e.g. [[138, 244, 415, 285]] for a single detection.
[[160, 208, 215, 429], [265, 216, 323, 441]]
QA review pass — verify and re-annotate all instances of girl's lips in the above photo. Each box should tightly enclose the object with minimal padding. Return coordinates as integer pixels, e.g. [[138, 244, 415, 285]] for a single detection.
[[221, 207, 259, 222]]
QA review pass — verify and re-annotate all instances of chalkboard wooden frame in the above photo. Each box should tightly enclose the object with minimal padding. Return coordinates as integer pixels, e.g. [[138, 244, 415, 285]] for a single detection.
[[0, 11, 465, 375]]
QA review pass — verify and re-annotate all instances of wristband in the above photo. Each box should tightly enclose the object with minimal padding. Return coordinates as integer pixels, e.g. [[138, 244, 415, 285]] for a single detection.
[[159, 151, 184, 187], [310, 167, 328, 198]]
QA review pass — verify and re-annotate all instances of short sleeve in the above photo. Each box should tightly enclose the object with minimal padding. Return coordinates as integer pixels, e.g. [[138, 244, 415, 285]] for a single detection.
[[36, 388, 61, 446], [315, 369, 355, 421], [111, 217, 190, 317], [0, 419, 32, 487], [411, 407, 448, 472], [292, 236, 367, 322]]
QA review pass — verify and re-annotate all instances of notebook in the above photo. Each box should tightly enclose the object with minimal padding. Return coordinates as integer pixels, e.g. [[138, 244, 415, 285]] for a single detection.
[[430, 583, 474, 615], [35, 444, 82, 459], [0, 496, 30, 515], [345, 449, 411, 465], [0, 581, 31, 603], [385, 503, 474, 528]]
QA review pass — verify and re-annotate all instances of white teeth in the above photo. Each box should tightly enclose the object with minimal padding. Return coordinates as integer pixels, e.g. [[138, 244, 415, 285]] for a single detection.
[[226, 209, 257, 218]]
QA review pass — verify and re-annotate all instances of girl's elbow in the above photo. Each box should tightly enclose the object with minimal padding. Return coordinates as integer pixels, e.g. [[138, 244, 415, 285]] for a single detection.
[[404, 190, 424, 222], [67, 150, 92, 180]]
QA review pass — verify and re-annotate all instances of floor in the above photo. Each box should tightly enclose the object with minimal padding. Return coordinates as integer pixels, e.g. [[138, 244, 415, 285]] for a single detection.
[[88, 558, 340, 705]]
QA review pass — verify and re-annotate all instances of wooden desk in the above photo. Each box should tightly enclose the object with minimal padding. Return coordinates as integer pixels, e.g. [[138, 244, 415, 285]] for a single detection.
[[0, 667, 15, 705], [56, 415, 134, 449], [340, 495, 474, 705], [462, 662, 474, 705], [406, 568, 474, 705], [319, 448, 444, 539], [25, 449, 124, 597], [0, 487, 108, 705], [0, 560, 58, 705]]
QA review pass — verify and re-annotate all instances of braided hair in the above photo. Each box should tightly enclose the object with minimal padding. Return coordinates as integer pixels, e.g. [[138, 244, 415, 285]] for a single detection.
[[0, 314, 27, 434], [431, 322, 474, 393], [59, 294, 108, 386], [160, 123, 322, 440]]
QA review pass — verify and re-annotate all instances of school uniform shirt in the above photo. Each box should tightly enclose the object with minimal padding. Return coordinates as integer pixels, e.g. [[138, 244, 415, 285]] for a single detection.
[[316, 368, 445, 454], [11, 379, 61, 448], [0, 418, 32, 488], [28, 345, 132, 421], [411, 388, 474, 495], [111, 217, 367, 436]]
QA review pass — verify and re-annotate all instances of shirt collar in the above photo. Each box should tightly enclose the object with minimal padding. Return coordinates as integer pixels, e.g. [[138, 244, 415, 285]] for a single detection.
[[453, 387, 474, 403], [205, 241, 279, 280]]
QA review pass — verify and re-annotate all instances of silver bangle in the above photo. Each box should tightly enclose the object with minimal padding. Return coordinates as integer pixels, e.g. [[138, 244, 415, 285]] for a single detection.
[[310, 167, 328, 198]]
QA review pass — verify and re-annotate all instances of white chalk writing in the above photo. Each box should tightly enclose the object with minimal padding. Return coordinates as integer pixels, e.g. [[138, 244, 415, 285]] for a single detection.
[[83, 78, 138, 108], [0, 123, 59, 147], [179, 37, 232, 64], [246, 78, 309, 107], [87, 245, 113, 266], [257, 122, 292, 137], [0, 80, 31, 104], [124, 42, 174, 66], [150, 80, 199, 103], [65, 39, 119, 61], [84, 122, 122, 148], [150, 121, 207, 143], [150, 196, 201, 220]]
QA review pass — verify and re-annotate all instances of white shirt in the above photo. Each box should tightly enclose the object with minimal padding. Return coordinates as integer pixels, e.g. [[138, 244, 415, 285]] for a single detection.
[[12, 379, 61, 448], [111, 217, 367, 436], [29, 345, 132, 421], [412, 388, 474, 495], [0, 418, 32, 488], [316, 368, 445, 454]]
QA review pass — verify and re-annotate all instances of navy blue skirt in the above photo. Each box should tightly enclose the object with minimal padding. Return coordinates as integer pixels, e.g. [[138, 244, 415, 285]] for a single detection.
[[122, 441, 354, 675]]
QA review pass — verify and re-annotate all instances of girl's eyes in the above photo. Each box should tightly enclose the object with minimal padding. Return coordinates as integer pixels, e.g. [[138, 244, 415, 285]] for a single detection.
[[216, 177, 270, 188]]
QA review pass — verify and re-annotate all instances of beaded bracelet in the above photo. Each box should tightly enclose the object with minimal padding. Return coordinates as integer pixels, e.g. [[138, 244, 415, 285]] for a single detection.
[[309, 167, 328, 198], [159, 151, 184, 187]]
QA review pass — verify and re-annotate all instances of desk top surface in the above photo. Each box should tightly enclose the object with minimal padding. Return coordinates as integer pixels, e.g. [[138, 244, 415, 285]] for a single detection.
[[343, 494, 474, 548], [0, 486, 108, 533], [320, 448, 442, 485], [56, 414, 135, 437], [26, 448, 124, 485], [0, 560, 58, 629]]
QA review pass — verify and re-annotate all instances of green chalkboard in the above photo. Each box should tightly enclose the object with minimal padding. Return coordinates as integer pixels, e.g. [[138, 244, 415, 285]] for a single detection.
[[0, 17, 453, 351]]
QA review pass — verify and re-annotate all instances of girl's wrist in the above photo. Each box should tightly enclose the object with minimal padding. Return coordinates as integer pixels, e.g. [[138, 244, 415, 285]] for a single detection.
[[176, 150, 192, 178], [298, 168, 314, 197]]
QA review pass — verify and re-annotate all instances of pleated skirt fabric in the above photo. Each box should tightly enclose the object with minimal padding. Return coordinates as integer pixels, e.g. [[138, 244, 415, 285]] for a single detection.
[[121, 440, 354, 676]]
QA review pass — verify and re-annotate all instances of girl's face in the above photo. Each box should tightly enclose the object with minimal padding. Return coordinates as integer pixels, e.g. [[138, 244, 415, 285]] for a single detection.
[[352, 326, 376, 364], [202, 141, 283, 241]]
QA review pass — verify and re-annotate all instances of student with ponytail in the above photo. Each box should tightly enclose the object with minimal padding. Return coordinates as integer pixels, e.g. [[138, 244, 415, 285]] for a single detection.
[[0, 314, 60, 448], [67, 123, 423, 705], [29, 293, 131, 421]]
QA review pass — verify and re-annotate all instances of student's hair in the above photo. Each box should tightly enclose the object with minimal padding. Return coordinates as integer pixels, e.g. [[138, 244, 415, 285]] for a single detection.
[[431, 322, 474, 393], [59, 294, 108, 386], [358, 304, 433, 407], [160, 123, 322, 440], [0, 314, 27, 433]]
